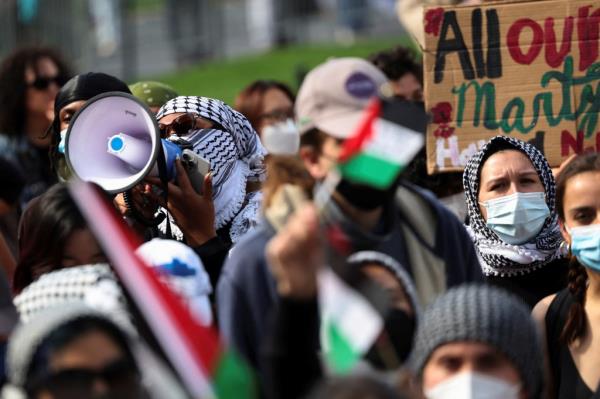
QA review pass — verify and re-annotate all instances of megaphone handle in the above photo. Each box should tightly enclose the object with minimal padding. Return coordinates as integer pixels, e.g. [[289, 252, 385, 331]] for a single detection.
[[123, 190, 165, 227], [155, 140, 173, 238]]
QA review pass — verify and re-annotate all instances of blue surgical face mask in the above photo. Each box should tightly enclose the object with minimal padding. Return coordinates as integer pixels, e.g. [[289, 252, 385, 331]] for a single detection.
[[567, 224, 600, 272], [481, 191, 550, 245], [58, 128, 68, 154]]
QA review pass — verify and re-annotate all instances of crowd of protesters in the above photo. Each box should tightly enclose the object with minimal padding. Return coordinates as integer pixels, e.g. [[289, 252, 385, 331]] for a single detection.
[[0, 33, 598, 399]]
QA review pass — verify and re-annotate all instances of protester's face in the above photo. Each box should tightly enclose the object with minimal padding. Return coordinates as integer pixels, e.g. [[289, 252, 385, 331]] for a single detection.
[[422, 342, 524, 396], [478, 150, 544, 220], [300, 135, 343, 180], [158, 112, 215, 137], [62, 228, 107, 268], [59, 100, 86, 131], [35, 330, 141, 399], [392, 73, 423, 101], [258, 88, 294, 134], [25, 57, 61, 120], [361, 263, 413, 315], [560, 171, 600, 245]]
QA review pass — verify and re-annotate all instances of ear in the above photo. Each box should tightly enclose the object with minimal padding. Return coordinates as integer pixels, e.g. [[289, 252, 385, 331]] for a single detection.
[[559, 219, 571, 245], [299, 146, 327, 180]]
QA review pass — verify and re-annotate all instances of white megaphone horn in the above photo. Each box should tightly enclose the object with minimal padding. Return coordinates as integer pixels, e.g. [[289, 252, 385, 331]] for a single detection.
[[65, 92, 206, 194]]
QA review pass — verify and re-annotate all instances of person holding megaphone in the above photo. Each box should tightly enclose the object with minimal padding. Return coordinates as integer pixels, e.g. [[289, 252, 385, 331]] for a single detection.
[[148, 96, 267, 287], [60, 91, 266, 289], [45, 72, 161, 226]]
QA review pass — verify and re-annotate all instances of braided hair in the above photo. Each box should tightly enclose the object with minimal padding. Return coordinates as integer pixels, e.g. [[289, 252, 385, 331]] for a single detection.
[[555, 152, 600, 344]]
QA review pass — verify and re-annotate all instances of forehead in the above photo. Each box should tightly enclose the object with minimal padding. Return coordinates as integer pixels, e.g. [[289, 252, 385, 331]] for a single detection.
[[262, 88, 293, 110], [430, 341, 500, 359], [563, 171, 600, 207], [480, 149, 535, 178]]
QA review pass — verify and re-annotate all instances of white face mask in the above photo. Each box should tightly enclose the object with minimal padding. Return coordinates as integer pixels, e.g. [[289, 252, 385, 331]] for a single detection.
[[261, 118, 299, 155], [425, 372, 521, 399]]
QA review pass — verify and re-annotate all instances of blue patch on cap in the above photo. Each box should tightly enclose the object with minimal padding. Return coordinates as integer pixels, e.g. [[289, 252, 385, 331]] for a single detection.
[[345, 72, 376, 99], [159, 258, 196, 277]]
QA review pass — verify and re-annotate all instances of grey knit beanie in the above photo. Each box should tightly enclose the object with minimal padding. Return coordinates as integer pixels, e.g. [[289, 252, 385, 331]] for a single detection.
[[347, 251, 421, 318], [409, 284, 543, 398]]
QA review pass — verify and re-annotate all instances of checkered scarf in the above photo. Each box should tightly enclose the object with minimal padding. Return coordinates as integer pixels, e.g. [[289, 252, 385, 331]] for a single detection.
[[156, 96, 266, 182], [463, 136, 565, 276], [13, 264, 132, 330]]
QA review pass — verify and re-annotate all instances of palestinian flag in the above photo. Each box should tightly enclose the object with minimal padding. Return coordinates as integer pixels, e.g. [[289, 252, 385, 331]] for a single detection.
[[68, 181, 255, 399], [318, 268, 383, 373], [338, 98, 424, 190]]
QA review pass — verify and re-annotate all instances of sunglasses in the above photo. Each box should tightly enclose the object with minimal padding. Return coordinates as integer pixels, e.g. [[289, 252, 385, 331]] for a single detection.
[[259, 108, 294, 122], [31, 359, 142, 399], [29, 75, 67, 90], [158, 113, 199, 137]]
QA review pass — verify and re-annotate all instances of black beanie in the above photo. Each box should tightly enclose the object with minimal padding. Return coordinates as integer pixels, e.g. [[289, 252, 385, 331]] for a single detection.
[[47, 72, 131, 176]]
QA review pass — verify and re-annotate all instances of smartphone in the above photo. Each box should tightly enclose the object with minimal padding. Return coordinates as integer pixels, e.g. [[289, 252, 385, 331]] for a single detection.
[[180, 149, 210, 194]]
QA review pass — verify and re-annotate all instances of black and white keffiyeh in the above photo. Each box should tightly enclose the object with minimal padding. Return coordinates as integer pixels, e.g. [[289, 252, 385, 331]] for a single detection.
[[156, 96, 266, 242], [463, 135, 566, 277], [156, 96, 266, 182], [13, 264, 131, 329]]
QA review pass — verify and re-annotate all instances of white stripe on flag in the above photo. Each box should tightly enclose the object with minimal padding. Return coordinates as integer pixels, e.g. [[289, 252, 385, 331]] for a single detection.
[[318, 268, 383, 355], [364, 118, 424, 164]]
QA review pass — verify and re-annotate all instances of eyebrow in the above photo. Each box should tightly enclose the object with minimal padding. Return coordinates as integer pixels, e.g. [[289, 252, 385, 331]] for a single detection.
[[518, 170, 539, 178], [60, 106, 79, 117], [569, 206, 594, 214], [485, 169, 538, 185]]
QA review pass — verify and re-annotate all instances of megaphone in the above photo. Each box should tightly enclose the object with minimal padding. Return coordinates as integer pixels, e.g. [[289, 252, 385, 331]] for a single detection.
[[65, 92, 207, 194]]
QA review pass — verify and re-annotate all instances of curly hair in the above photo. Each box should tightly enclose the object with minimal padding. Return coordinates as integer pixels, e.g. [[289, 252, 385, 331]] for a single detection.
[[0, 47, 72, 137], [368, 46, 422, 83]]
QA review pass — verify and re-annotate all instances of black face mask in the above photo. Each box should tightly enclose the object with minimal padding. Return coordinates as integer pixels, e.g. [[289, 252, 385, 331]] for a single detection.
[[336, 179, 395, 211], [364, 309, 415, 370]]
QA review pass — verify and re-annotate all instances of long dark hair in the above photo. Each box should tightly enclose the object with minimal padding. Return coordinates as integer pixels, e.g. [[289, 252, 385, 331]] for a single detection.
[[14, 183, 86, 293], [0, 47, 72, 136], [556, 152, 600, 344], [234, 80, 295, 133]]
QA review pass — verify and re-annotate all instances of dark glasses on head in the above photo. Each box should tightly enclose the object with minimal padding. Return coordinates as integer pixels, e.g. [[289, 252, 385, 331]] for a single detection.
[[158, 113, 198, 137], [29, 75, 67, 90]]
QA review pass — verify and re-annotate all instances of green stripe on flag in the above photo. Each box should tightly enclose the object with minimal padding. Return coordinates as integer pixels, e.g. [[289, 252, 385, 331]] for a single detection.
[[214, 350, 257, 399], [326, 322, 360, 373], [338, 152, 403, 190]]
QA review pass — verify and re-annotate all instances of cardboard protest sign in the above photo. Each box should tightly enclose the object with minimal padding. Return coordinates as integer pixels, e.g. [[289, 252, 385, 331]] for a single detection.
[[423, 0, 600, 173]]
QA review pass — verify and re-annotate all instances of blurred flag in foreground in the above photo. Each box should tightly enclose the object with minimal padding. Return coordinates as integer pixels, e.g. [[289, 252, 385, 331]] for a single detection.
[[68, 180, 255, 399], [319, 98, 428, 373], [319, 267, 383, 373], [337, 98, 426, 190]]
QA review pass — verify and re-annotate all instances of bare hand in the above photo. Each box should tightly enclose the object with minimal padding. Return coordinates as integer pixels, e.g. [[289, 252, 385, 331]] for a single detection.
[[147, 159, 216, 246], [266, 205, 322, 299]]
